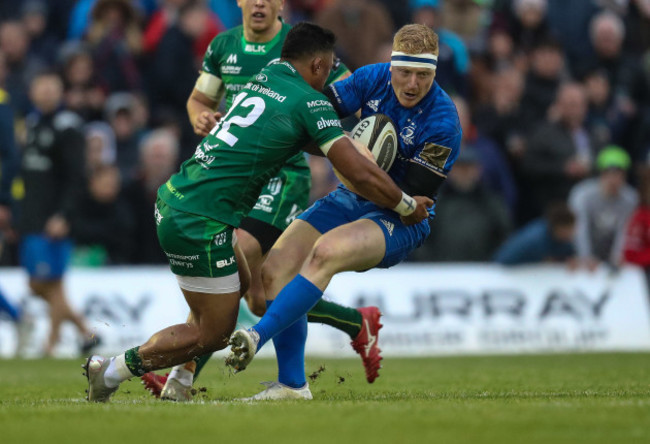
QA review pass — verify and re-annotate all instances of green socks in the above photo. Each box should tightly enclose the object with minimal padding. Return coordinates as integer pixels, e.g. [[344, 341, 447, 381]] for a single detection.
[[125, 346, 146, 377], [307, 299, 362, 339]]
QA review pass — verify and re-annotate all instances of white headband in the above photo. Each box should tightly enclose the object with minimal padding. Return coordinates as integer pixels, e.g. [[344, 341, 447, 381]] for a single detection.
[[390, 51, 438, 69]]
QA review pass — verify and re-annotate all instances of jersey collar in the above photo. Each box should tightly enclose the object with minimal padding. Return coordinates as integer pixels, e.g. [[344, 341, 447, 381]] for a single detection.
[[240, 18, 285, 55]]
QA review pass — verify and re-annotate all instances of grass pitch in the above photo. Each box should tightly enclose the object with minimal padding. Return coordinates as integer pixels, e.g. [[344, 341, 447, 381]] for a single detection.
[[0, 353, 649, 444]]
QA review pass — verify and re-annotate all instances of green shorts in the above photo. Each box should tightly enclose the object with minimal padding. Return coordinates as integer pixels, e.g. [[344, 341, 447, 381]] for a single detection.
[[247, 164, 311, 231], [155, 198, 238, 278]]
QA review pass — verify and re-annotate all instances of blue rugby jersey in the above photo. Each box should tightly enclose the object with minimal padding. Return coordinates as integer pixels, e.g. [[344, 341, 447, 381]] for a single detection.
[[327, 63, 462, 192]]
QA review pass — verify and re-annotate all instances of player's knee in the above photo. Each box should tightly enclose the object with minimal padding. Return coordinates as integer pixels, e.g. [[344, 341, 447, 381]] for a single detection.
[[307, 240, 339, 273], [261, 259, 280, 293]]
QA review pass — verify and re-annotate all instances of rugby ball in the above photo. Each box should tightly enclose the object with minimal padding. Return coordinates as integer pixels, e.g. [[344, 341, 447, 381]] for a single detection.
[[350, 114, 398, 171]]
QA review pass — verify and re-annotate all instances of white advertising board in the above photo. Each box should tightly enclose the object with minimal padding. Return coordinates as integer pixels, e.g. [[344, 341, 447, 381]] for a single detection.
[[0, 264, 649, 358]]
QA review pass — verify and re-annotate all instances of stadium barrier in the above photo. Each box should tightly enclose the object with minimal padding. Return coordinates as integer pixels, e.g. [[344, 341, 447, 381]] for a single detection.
[[1, 264, 649, 357]]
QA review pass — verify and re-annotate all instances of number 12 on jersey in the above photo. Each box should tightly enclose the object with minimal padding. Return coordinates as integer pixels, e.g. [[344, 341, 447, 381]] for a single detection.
[[210, 92, 266, 147]]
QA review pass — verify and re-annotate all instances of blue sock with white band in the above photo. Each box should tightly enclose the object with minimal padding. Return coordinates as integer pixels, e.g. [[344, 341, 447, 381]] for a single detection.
[[254, 274, 322, 350]]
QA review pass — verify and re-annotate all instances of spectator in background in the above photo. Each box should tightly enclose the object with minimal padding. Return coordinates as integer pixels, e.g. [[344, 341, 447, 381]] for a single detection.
[[122, 129, 179, 264], [208, 0, 244, 29], [545, 0, 598, 69], [86, 0, 142, 93], [84, 121, 116, 173], [148, 0, 208, 151], [68, 0, 99, 40], [507, 0, 552, 55], [59, 43, 106, 121], [0, 51, 18, 240], [569, 145, 638, 268], [43, 0, 77, 42], [376, 0, 411, 31], [21, 1, 59, 66], [439, 0, 489, 52], [583, 68, 627, 149], [474, 67, 527, 164], [68, 0, 152, 41], [521, 82, 594, 222], [104, 92, 141, 180], [411, 0, 470, 97], [143, 0, 224, 59], [623, 166, 650, 273], [494, 201, 576, 265], [408, 146, 511, 262], [519, 37, 566, 132], [623, 0, 650, 55], [468, 28, 520, 108], [0, 70, 27, 351], [18, 71, 97, 356], [316, 0, 394, 71], [454, 95, 518, 215], [0, 20, 46, 117], [72, 165, 134, 265], [581, 11, 648, 159]]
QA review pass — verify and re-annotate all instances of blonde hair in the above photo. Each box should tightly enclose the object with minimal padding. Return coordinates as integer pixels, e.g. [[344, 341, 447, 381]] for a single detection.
[[393, 24, 439, 56]]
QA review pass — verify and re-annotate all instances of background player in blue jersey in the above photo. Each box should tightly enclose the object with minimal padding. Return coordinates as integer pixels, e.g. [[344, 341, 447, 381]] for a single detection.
[[226, 24, 462, 400]]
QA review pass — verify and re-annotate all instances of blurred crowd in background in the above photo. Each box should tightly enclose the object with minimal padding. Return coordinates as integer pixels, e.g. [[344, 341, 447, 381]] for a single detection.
[[0, 0, 650, 272]]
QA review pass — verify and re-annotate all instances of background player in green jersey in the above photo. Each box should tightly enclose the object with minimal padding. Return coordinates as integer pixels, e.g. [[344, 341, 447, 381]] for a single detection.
[[83, 22, 432, 403], [141, 0, 387, 400]]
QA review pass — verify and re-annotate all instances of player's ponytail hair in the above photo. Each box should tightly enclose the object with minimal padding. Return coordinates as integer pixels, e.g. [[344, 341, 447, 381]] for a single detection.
[[393, 24, 439, 56], [281, 22, 336, 61]]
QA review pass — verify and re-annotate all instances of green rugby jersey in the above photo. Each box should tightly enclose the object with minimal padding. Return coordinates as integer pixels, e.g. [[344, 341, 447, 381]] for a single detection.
[[202, 21, 349, 109], [201, 20, 349, 170], [159, 61, 345, 227]]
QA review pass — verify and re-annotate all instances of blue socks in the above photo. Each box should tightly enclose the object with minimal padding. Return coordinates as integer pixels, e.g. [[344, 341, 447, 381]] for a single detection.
[[266, 300, 307, 389], [254, 274, 322, 350]]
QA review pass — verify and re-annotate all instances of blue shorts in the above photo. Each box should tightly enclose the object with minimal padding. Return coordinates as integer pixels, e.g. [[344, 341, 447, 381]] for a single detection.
[[298, 188, 431, 268], [20, 235, 73, 280]]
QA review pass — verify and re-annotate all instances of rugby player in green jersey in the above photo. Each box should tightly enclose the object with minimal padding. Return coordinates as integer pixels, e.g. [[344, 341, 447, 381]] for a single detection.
[[83, 22, 432, 403], [141, 0, 388, 400]]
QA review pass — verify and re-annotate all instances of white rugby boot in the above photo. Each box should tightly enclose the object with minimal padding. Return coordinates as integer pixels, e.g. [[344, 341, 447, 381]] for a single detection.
[[83, 355, 118, 403], [160, 377, 193, 402], [239, 381, 313, 401], [225, 329, 260, 372]]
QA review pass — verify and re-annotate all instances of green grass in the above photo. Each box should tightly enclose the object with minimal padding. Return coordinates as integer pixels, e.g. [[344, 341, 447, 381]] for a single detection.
[[1, 354, 649, 444]]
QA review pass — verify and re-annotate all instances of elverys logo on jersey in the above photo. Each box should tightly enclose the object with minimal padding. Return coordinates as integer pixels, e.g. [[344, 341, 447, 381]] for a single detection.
[[256, 73, 268, 82], [316, 117, 342, 130]]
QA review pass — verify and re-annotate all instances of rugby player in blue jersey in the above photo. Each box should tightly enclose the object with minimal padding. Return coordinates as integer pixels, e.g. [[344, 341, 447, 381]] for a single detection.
[[226, 24, 462, 400]]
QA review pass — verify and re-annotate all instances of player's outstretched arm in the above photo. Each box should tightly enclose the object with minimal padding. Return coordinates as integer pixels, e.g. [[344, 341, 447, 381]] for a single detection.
[[186, 88, 222, 137], [326, 137, 431, 224]]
